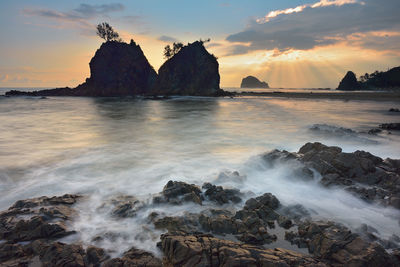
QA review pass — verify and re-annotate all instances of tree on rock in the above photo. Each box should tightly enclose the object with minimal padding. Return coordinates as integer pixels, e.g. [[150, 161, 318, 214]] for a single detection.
[[96, 22, 121, 42], [163, 42, 184, 59]]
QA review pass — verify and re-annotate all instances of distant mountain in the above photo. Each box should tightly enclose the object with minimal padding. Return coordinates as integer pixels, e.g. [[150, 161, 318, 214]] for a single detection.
[[337, 67, 400, 90], [240, 76, 269, 88]]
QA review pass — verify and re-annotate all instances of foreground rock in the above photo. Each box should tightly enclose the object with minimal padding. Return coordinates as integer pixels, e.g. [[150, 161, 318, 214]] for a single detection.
[[154, 41, 225, 96], [160, 233, 326, 266], [0, 194, 79, 242], [240, 76, 269, 89], [380, 123, 400, 131], [263, 142, 400, 209], [285, 221, 397, 266], [337, 71, 361, 91]]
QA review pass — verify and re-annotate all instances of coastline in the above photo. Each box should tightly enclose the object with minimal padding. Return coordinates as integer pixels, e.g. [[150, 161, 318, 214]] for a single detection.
[[238, 91, 400, 101]]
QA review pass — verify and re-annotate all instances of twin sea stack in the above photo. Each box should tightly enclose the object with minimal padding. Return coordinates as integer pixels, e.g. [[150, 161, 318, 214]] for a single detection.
[[6, 40, 224, 97]]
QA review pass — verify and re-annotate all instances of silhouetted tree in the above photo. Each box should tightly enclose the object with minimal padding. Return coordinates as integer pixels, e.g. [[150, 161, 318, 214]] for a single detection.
[[96, 22, 120, 42], [163, 42, 184, 59], [163, 45, 172, 59]]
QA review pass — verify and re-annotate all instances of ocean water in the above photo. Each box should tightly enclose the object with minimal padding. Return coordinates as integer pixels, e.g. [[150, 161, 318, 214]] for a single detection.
[[0, 95, 399, 255]]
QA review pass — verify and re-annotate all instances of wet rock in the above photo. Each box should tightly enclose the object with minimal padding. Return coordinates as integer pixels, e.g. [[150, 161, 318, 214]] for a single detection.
[[389, 108, 400, 112], [293, 142, 400, 209], [214, 170, 247, 184], [0, 194, 80, 242], [160, 232, 326, 266], [202, 183, 242, 205], [380, 123, 400, 131], [294, 220, 396, 266], [153, 180, 203, 205], [153, 213, 200, 233], [277, 215, 293, 229], [368, 128, 382, 135], [103, 247, 161, 267], [102, 195, 143, 218]]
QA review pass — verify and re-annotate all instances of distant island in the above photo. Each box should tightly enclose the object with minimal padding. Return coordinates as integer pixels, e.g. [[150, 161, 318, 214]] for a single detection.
[[337, 66, 400, 90], [6, 23, 229, 97], [240, 76, 269, 88]]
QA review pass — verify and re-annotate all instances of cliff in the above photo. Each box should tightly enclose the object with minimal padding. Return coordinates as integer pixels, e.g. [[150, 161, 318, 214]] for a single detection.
[[240, 76, 269, 88], [153, 41, 223, 96], [337, 71, 361, 91]]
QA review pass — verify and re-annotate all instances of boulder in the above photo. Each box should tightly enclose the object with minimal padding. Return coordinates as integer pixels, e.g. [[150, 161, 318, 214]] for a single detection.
[[337, 71, 361, 90], [202, 183, 242, 205], [154, 41, 224, 96], [240, 76, 269, 88], [153, 180, 203, 205]]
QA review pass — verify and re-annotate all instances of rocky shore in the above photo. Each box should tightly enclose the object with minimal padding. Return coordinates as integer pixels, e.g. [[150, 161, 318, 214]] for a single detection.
[[1, 142, 400, 266]]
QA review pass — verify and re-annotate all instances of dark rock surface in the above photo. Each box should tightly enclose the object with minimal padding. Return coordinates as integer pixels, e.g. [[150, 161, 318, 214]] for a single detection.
[[154, 41, 224, 96], [263, 142, 400, 209], [240, 76, 269, 88], [389, 108, 400, 112], [380, 123, 400, 131], [337, 71, 361, 91], [160, 232, 326, 266], [202, 183, 242, 205], [285, 221, 397, 266], [153, 180, 204, 205]]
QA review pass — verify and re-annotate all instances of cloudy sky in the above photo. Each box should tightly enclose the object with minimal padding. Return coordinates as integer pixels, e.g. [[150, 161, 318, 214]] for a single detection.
[[0, 0, 399, 88]]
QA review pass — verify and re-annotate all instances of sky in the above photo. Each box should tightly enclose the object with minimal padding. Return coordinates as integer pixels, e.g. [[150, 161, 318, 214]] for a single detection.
[[0, 0, 399, 88]]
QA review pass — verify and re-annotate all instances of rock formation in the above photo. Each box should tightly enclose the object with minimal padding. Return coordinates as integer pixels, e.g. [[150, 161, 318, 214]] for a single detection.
[[6, 40, 157, 97], [337, 71, 361, 90], [153, 41, 224, 96], [240, 76, 269, 88]]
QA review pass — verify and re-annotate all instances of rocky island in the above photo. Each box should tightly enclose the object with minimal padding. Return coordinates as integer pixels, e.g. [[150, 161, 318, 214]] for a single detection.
[[240, 76, 269, 89], [1, 142, 399, 266], [5, 40, 228, 97], [337, 67, 400, 91]]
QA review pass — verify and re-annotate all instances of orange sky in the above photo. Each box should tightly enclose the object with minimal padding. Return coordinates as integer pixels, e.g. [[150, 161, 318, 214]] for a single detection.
[[1, 0, 399, 89]]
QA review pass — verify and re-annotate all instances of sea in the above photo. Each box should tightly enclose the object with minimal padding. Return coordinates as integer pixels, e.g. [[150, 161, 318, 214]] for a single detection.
[[0, 87, 399, 255]]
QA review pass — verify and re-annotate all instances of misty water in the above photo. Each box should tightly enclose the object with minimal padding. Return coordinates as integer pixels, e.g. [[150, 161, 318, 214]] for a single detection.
[[0, 95, 399, 255]]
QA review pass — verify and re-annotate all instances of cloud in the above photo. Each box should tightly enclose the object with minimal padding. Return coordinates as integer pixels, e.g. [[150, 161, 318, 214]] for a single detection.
[[158, 35, 179, 43], [226, 0, 400, 55], [73, 3, 124, 17], [23, 3, 125, 36]]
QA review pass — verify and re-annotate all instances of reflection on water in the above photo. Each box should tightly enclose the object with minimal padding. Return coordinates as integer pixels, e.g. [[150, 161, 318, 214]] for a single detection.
[[0, 95, 399, 254]]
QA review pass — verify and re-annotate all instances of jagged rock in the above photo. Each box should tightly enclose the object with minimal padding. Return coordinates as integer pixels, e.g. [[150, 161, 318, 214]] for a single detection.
[[97, 195, 143, 218], [380, 123, 400, 131], [0, 194, 80, 242], [154, 41, 224, 96], [103, 247, 161, 267], [153, 180, 203, 205], [240, 76, 269, 88], [160, 232, 327, 266], [202, 183, 242, 205], [337, 71, 361, 90], [293, 221, 397, 266]]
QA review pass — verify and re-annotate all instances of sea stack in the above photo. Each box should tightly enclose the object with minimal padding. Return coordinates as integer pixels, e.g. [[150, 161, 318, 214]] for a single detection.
[[154, 41, 223, 96], [75, 40, 157, 96], [6, 40, 157, 97], [337, 71, 361, 91], [240, 76, 269, 88]]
